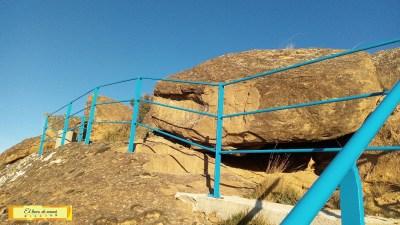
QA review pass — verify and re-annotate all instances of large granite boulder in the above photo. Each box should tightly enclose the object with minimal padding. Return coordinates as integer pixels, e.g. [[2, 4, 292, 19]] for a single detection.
[[150, 49, 382, 148]]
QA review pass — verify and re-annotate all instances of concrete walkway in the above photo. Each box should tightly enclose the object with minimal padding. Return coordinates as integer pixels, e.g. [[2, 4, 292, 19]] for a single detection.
[[176, 192, 399, 225]]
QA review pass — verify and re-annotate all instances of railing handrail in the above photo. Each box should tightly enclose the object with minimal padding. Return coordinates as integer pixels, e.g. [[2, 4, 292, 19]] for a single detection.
[[223, 91, 387, 118], [224, 38, 400, 86], [221, 146, 400, 154], [141, 98, 217, 118], [48, 38, 400, 117], [141, 77, 219, 86], [49, 88, 95, 115]]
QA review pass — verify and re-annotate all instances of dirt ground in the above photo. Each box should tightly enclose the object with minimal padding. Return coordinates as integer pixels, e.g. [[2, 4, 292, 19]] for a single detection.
[[0, 135, 399, 224]]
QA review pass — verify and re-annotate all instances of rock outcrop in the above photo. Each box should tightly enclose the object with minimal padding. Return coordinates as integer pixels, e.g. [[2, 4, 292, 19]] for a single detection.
[[150, 49, 382, 148], [85, 96, 133, 142], [0, 117, 81, 169], [0, 96, 133, 170], [367, 48, 400, 184], [373, 48, 400, 90], [364, 105, 400, 185], [358, 49, 400, 203], [45, 115, 81, 139], [0, 137, 41, 170], [310, 48, 400, 211]]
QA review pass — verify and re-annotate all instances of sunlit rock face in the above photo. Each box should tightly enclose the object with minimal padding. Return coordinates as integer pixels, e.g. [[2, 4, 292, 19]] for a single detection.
[[85, 96, 132, 142], [150, 49, 381, 148]]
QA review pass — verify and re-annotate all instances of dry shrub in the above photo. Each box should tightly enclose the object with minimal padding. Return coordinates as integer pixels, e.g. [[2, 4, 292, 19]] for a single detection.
[[265, 153, 290, 173]]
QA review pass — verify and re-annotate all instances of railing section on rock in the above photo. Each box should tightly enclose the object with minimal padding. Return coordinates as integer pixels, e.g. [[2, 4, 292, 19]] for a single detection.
[[38, 38, 400, 225]]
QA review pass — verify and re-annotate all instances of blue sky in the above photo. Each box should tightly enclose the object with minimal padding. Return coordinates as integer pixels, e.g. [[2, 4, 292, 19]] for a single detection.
[[1, 0, 399, 152]]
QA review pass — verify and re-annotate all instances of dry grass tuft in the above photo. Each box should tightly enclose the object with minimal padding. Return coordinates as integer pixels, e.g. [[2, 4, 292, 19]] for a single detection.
[[265, 153, 290, 173], [267, 189, 298, 205], [247, 179, 300, 205]]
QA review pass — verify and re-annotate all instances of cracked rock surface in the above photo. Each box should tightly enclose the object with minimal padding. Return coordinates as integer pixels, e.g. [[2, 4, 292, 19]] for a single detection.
[[151, 49, 381, 148]]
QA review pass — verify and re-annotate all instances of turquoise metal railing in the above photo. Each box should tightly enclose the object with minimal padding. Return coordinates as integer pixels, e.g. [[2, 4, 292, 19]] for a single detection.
[[282, 80, 400, 225], [37, 38, 400, 225]]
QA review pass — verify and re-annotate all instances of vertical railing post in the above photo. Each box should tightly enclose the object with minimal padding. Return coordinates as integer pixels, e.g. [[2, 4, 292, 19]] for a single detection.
[[340, 164, 365, 225], [61, 102, 72, 146], [85, 87, 99, 144], [77, 115, 86, 142], [38, 115, 49, 156], [212, 82, 224, 198], [128, 78, 142, 153]]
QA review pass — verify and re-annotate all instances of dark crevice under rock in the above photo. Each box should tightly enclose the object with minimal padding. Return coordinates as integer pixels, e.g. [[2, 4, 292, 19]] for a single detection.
[[153, 128, 354, 175]]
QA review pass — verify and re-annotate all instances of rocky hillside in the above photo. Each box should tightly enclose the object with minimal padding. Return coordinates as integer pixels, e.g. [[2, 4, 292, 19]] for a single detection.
[[0, 136, 315, 225], [0, 115, 81, 170], [1, 47, 399, 224], [1, 134, 399, 224]]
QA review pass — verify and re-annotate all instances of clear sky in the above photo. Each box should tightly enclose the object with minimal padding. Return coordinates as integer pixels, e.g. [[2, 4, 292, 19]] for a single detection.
[[1, 0, 399, 152]]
